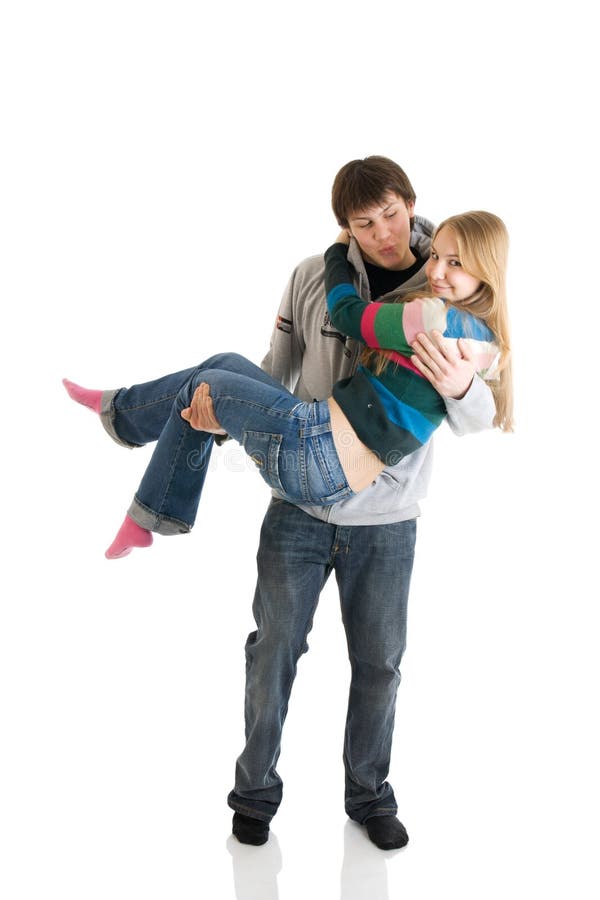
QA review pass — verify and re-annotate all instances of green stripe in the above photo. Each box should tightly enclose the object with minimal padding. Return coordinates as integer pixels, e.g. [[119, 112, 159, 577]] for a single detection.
[[373, 305, 411, 354], [377, 366, 446, 425]]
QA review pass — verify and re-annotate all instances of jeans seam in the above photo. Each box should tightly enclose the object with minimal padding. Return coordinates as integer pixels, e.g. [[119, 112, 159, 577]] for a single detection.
[[312, 432, 345, 494], [154, 424, 190, 522], [215, 393, 298, 422], [117, 391, 181, 413]]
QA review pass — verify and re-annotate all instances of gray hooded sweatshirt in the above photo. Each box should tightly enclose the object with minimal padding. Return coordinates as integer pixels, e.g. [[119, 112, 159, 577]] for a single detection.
[[261, 215, 495, 525]]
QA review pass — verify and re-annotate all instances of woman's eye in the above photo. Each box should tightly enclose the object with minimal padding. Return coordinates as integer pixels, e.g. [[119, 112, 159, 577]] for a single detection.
[[449, 260, 462, 267]]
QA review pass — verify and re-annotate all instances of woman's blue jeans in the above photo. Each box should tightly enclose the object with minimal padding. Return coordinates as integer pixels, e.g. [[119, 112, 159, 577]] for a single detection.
[[227, 498, 416, 825], [101, 353, 354, 534]]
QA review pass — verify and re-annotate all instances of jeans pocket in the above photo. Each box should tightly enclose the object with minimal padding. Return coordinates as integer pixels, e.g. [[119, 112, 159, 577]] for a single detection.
[[243, 431, 285, 493], [303, 431, 352, 503]]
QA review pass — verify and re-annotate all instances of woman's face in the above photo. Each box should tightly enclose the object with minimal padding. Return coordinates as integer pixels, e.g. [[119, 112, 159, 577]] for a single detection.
[[425, 226, 481, 302]]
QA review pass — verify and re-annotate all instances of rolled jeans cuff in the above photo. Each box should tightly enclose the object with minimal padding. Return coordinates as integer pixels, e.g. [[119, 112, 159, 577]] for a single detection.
[[100, 389, 139, 449], [127, 496, 191, 536]]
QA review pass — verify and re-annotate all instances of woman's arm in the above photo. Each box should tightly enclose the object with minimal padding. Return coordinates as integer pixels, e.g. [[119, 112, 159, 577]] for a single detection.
[[325, 243, 499, 380], [324, 242, 447, 357]]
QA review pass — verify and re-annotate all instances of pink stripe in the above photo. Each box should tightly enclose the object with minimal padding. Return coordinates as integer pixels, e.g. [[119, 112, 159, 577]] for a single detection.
[[388, 351, 423, 377], [380, 349, 424, 377], [402, 300, 427, 344], [476, 351, 496, 370], [361, 302, 383, 348]]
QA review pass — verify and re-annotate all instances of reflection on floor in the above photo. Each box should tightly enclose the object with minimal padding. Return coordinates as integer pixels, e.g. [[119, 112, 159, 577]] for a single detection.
[[227, 819, 404, 900]]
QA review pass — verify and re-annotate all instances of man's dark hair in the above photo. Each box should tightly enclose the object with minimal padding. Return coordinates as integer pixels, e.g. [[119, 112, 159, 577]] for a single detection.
[[331, 156, 417, 228]]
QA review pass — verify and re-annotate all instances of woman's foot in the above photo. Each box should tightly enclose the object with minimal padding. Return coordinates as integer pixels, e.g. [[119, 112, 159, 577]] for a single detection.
[[62, 379, 103, 414], [105, 515, 153, 559]]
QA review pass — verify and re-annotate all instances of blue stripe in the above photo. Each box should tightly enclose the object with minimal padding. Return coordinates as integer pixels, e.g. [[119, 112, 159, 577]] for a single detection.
[[445, 306, 495, 342], [326, 282, 356, 314], [362, 369, 438, 444]]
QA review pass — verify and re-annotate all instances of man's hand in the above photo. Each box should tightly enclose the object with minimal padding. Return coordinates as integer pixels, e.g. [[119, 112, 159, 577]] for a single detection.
[[181, 382, 227, 433], [335, 229, 351, 245], [411, 331, 476, 399]]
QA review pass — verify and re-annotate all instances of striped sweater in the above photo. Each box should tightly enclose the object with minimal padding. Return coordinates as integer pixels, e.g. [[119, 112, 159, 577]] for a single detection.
[[324, 242, 499, 464]]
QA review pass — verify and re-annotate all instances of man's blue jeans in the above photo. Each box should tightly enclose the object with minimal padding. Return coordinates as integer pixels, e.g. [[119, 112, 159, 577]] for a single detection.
[[101, 353, 353, 534], [227, 498, 416, 825], [101, 354, 415, 823]]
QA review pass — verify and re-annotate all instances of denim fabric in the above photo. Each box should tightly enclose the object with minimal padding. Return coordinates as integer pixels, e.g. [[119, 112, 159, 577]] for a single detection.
[[227, 499, 416, 825], [103, 353, 354, 535]]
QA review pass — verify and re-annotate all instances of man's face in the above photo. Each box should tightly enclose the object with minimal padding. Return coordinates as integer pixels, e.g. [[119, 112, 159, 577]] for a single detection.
[[347, 192, 415, 271]]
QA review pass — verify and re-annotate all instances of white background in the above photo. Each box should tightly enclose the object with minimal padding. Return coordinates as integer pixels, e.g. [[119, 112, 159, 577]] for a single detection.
[[1, 1, 598, 898]]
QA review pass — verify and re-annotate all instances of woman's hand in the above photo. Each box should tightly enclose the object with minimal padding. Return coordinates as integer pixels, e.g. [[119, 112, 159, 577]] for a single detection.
[[411, 331, 476, 399], [181, 382, 227, 433]]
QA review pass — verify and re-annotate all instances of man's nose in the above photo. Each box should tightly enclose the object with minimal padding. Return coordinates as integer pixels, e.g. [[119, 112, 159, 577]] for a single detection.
[[374, 220, 391, 242]]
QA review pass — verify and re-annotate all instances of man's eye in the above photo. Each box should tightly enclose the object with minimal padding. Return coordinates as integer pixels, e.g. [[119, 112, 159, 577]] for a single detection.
[[385, 211, 397, 219]]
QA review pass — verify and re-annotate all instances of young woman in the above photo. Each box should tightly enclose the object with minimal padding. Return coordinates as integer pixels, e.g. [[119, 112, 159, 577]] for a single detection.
[[64, 210, 512, 558]]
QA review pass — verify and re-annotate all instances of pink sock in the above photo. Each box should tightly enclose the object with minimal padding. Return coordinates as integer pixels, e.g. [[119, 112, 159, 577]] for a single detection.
[[105, 514, 153, 559], [63, 378, 103, 415]]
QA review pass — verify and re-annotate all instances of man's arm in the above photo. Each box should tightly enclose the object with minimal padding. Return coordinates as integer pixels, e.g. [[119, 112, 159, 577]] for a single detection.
[[260, 265, 306, 388]]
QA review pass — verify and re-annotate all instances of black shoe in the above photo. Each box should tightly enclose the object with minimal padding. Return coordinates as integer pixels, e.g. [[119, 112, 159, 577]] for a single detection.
[[232, 812, 270, 846], [365, 815, 409, 850]]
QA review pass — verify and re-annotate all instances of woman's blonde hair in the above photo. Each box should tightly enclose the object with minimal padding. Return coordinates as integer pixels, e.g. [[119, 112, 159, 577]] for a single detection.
[[361, 210, 514, 431]]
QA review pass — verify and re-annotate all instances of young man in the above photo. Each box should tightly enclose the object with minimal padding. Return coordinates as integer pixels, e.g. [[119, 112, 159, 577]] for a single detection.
[[193, 157, 495, 850]]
